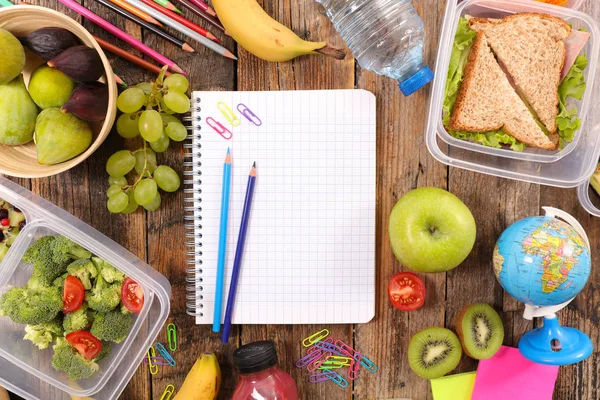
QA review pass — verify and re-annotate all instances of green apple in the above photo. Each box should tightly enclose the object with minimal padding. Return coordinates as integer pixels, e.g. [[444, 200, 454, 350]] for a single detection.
[[388, 187, 476, 273]]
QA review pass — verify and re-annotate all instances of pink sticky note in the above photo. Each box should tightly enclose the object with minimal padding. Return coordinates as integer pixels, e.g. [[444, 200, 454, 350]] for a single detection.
[[472, 346, 559, 400]]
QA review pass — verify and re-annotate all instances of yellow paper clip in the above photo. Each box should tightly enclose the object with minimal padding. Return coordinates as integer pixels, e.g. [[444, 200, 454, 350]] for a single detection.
[[160, 384, 176, 400], [328, 355, 352, 363], [167, 323, 177, 352], [217, 101, 241, 127], [147, 346, 159, 375], [302, 328, 329, 347]]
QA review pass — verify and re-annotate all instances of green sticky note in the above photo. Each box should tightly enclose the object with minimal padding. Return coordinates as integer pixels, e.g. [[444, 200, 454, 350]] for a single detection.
[[430, 371, 476, 400]]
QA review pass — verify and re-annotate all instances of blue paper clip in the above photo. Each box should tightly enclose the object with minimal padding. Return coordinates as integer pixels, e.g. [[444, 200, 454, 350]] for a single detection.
[[315, 341, 344, 356], [309, 370, 335, 383], [357, 354, 378, 373], [207, 117, 232, 140], [327, 371, 348, 388], [155, 342, 176, 367], [237, 104, 262, 126], [217, 102, 241, 127]]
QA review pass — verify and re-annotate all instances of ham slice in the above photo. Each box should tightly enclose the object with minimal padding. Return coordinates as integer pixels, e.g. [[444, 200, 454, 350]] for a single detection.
[[561, 29, 590, 81]]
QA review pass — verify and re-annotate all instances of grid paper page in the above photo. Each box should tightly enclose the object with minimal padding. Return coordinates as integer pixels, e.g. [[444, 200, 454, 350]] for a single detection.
[[191, 90, 376, 324]]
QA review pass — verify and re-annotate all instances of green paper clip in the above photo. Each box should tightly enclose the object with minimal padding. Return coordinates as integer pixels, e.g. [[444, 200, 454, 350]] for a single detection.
[[217, 102, 241, 127], [167, 323, 177, 351], [160, 384, 175, 400], [147, 346, 159, 375]]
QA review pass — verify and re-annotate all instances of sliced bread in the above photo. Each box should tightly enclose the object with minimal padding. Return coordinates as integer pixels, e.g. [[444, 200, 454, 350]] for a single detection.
[[449, 33, 559, 150]]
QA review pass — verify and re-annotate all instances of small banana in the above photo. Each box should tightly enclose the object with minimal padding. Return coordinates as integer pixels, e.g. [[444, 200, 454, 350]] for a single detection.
[[213, 0, 345, 62], [173, 353, 221, 400]]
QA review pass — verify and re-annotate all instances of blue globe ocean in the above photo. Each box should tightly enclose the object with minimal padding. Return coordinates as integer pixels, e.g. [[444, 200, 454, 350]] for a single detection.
[[493, 216, 591, 307]]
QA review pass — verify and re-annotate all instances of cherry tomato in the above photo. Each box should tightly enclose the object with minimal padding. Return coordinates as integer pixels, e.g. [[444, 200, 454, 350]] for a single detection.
[[122, 277, 144, 313], [66, 331, 103, 361], [0, 218, 9, 227], [63, 275, 85, 314], [388, 272, 426, 311]]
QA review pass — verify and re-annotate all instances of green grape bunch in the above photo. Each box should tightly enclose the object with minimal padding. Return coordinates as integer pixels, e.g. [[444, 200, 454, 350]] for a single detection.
[[107, 66, 187, 214]]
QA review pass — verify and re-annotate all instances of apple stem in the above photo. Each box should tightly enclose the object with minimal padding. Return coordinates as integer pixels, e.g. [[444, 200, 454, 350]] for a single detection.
[[429, 225, 436, 234]]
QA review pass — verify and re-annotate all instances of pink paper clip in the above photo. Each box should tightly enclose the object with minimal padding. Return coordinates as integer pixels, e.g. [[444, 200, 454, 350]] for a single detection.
[[307, 351, 331, 372], [309, 370, 336, 383], [335, 340, 358, 358], [296, 349, 323, 368], [237, 103, 262, 126], [206, 117, 232, 140], [348, 353, 361, 381]]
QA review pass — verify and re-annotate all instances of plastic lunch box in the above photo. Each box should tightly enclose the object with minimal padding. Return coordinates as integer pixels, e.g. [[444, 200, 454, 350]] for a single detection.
[[0, 176, 171, 399], [578, 178, 600, 217], [426, 0, 600, 187]]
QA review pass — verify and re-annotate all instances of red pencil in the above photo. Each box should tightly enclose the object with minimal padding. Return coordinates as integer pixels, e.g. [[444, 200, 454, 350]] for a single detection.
[[138, 0, 220, 42]]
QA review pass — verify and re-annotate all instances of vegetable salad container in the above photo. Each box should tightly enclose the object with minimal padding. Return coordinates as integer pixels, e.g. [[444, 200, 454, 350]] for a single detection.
[[0, 176, 171, 399], [425, 0, 600, 187], [578, 179, 600, 217]]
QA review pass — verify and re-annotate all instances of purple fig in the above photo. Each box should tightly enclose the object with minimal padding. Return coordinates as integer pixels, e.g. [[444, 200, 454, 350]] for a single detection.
[[47, 45, 103, 82], [61, 82, 108, 121], [19, 27, 80, 61]]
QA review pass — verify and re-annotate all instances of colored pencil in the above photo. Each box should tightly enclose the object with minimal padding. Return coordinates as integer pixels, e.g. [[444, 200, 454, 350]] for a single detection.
[[138, 0, 219, 42], [174, 0, 226, 34], [57, 0, 185, 74], [113, 72, 127, 86], [93, 0, 194, 52], [93, 35, 173, 76], [153, 0, 180, 13], [222, 162, 256, 343], [212, 148, 232, 333], [186, 0, 216, 17], [0, 0, 13, 7], [124, 0, 236, 59], [108, 0, 162, 26]]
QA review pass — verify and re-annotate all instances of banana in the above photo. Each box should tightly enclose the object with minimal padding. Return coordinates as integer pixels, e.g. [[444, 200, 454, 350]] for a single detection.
[[213, 0, 345, 62], [173, 353, 221, 400]]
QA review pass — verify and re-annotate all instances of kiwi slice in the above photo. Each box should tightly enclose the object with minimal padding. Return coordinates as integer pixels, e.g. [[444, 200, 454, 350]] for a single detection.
[[456, 303, 504, 360], [408, 327, 462, 379]]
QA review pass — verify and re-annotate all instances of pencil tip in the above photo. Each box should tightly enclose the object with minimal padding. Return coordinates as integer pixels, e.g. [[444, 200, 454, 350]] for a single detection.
[[171, 64, 186, 75], [183, 43, 195, 52], [227, 147, 230, 154], [206, 7, 217, 16], [225, 50, 237, 60], [252, 161, 256, 168]]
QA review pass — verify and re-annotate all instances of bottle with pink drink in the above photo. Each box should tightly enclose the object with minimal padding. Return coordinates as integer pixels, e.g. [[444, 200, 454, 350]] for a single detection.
[[232, 341, 298, 400]]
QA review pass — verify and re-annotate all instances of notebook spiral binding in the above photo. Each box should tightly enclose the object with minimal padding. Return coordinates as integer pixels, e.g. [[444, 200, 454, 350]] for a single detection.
[[183, 95, 204, 318]]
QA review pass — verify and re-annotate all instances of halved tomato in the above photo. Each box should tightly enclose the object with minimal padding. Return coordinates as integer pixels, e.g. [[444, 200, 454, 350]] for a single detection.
[[63, 275, 85, 314], [66, 331, 102, 361], [388, 272, 426, 311], [122, 277, 144, 313]]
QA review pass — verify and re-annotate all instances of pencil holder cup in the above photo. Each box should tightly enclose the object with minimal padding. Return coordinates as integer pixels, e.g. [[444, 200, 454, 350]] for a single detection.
[[0, 5, 117, 178]]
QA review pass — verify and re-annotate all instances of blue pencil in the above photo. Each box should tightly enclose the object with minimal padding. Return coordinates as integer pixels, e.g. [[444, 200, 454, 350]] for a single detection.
[[213, 148, 232, 332], [222, 162, 257, 343]]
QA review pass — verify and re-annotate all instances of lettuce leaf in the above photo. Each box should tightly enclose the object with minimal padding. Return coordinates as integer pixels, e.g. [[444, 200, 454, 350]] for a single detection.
[[557, 54, 588, 146], [443, 18, 526, 152]]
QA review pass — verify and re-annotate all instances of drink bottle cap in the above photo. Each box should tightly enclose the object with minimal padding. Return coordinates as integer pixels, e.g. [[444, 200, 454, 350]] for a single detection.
[[399, 66, 434, 96], [233, 340, 278, 374]]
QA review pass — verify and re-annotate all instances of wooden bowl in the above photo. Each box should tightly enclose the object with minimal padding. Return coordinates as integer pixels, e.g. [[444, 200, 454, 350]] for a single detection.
[[0, 5, 117, 178]]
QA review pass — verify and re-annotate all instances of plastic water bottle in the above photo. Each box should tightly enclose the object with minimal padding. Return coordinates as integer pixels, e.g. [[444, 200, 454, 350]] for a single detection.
[[317, 0, 433, 96]]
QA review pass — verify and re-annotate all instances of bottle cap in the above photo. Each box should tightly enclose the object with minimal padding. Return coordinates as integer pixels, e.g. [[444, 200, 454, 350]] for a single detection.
[[233, 340, 278, 374], [399, 66, 434, 96]]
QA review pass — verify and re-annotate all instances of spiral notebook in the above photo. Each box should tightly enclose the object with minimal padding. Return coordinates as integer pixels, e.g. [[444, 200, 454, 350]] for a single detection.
[[184, 90, 377, 324]]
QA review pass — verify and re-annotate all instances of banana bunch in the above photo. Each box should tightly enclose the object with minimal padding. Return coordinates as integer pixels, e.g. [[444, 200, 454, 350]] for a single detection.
[[213, 0, 345, 62], [173, 353, 221, 400]]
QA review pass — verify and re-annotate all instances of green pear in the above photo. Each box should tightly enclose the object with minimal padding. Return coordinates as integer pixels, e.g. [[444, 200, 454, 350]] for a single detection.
[[0, 75, 38, 146], [0, 28, 25, 85], [34, 108, 92, 165]]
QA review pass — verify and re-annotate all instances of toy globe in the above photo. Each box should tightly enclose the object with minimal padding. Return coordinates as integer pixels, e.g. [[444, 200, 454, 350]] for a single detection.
[[493, 207, 593, 366]]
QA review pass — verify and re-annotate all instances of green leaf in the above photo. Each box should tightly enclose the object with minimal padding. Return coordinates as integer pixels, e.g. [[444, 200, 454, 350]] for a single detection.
[[556, 54, 588, 145]]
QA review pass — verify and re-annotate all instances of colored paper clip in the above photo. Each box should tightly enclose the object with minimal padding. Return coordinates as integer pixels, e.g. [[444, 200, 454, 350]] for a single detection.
[[207, 117, 232, 140], [217, 102, 241, 127], [147, 346, 159, 375], [358, 354, 378, 373], [307, 351, 331, 372], [307, 337, 332, 354], [315, 340, 344, 356], [296, 349, 323, 368], [348, 354, 361, 381], [309, 370, 336, 383], [335, 340, 358, 358], [156, 342, 177, 367], [167, 323, 177, 352], [302, 329, 329, 347], [327, 371, 349, 388], [144, 356, 169, 366], [320, 360, 349, 368], [160, 384, 176, 400], [237, 103, 262, 126]]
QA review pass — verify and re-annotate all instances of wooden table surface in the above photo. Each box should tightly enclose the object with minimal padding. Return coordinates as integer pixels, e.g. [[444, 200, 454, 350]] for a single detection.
[[7, 0, 600, 398]]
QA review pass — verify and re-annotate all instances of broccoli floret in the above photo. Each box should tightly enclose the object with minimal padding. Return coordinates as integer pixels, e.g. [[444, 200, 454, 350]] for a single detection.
[[91, 257, 125, 284], [93, 342, 111, 363], [23, 236, 71, 286], [52, 273, 68, 291], [52, 236, 92, 261], [90, 310, 132, 343], [63, 303, 91, 334], [24, 317, 64, 350], [0, 285, 62, 324], [67, 259, 97, 290], [85, 271, 121, 313], [51, 338, 98, 380]]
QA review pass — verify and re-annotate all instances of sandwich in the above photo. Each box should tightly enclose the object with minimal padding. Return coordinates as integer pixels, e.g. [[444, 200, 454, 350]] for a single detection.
[[443, 13, 589, 152]]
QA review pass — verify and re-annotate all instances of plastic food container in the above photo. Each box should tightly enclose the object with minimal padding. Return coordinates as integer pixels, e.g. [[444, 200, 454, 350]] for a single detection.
[[0, 176, 171, 399], [426, 0, 600, 187], [577, 179, 600, 217]]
